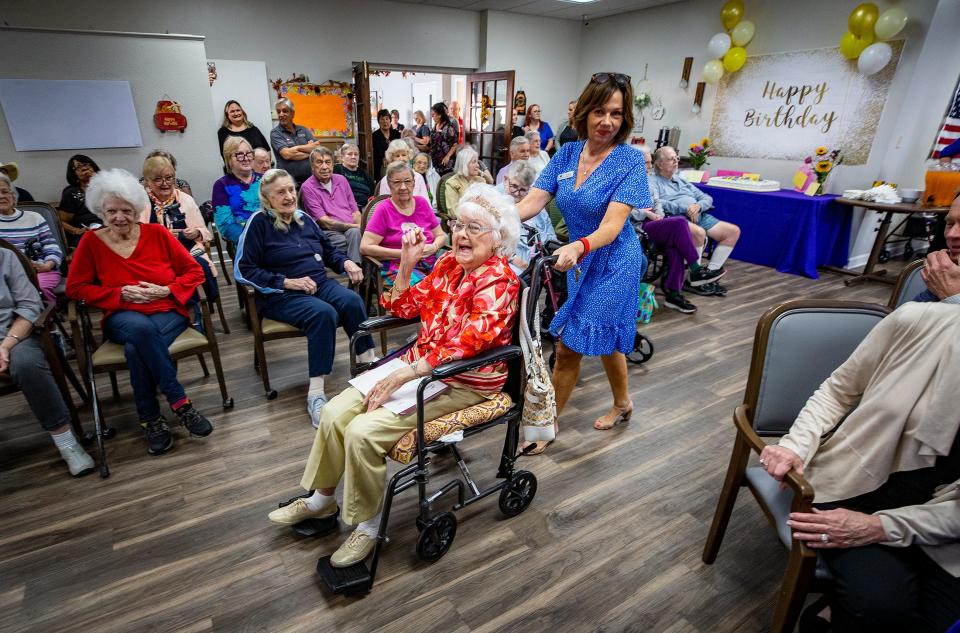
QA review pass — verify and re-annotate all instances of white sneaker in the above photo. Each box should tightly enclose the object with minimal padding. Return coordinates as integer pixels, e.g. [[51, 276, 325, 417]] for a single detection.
[[267, 496, 338, 525], [59, 444, 95, 476], [307, 394, 328, 429]]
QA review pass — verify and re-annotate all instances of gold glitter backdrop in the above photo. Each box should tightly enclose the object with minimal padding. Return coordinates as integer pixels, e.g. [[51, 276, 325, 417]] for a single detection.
[[708, 42, 902, 165]]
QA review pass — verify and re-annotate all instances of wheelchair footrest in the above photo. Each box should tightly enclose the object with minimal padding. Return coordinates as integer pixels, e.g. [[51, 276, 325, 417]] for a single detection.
[[316, 556, 372, 595], [292, 514, 340, 538]]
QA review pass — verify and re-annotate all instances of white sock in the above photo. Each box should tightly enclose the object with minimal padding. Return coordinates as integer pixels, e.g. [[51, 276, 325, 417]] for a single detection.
[[51, 428, 79, 451], [357, 512, 381, 537], [357, 348, 377, 363], [308, 376, 325, 397], [708, 245, 733, 270], [305, 489, 334, 511], [696, 241, 706, 264]]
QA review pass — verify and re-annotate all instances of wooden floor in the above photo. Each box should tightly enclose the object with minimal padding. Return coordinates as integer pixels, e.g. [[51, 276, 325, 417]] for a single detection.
[[0, 259, 893, 633]]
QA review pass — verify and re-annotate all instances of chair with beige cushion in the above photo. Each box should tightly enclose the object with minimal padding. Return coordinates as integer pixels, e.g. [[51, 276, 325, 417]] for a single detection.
[[241, 284, 304, 400], [701, 299, 890, 633], [69, 291, 234, 410]]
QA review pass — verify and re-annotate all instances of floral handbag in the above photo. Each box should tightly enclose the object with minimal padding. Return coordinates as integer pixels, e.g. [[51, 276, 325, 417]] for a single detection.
[[519, 286, 557, 442]]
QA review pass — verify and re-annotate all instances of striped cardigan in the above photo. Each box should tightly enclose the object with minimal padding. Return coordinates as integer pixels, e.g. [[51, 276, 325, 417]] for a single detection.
[[0, 208, 62, 266]]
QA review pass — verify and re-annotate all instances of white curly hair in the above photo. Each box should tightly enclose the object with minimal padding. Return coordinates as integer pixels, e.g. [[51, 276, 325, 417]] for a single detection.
[[86, 168, 148, 217], [455, 182, 521, 257]]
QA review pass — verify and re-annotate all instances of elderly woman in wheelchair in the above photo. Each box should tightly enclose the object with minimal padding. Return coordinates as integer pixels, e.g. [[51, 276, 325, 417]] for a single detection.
[[268, 182, 522, 573]]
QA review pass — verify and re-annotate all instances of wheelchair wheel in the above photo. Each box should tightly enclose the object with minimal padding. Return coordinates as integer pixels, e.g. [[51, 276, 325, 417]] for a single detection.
[[498, 470, 538, 518], [626, 333, 654, 365], [416, 512, 458, 563]]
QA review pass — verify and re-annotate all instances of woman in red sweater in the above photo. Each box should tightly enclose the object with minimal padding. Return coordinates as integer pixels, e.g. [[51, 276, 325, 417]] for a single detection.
[[66, 168, 214, 456]]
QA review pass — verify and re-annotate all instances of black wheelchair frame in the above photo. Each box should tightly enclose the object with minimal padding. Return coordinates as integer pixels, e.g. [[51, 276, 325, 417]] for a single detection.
[[296, 270, 546, 596]]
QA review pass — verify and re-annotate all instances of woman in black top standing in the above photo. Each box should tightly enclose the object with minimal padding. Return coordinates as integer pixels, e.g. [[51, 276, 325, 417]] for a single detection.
[[217, 100, 270, 153], [58, 154, 102, 247]]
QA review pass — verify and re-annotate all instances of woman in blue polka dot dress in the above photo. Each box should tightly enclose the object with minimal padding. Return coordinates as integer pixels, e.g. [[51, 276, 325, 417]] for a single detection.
[[516, 72, 650, 454]]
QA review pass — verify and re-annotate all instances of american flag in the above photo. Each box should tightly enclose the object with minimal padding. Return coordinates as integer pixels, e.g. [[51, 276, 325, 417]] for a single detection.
[[931, 77, 960, 158]]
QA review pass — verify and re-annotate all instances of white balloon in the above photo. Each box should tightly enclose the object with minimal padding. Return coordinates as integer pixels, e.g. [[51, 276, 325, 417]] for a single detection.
[[858, 42, 893, 76], [730, 20, 755, 47], [874, 7, 908, 40], [707, 32, 732, 59]]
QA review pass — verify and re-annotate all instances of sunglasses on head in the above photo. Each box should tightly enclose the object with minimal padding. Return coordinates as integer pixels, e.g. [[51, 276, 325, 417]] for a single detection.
[[591, 72, 631, 88]]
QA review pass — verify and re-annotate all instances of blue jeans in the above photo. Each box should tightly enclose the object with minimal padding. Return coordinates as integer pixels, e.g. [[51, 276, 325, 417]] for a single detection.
[[194, 254, 219, 301], [103, 310, 188, 421], [258, 280, 373, 377]]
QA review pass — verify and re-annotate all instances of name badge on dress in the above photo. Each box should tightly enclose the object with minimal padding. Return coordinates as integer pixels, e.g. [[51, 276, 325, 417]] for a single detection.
[[558, 171, 575, 181]]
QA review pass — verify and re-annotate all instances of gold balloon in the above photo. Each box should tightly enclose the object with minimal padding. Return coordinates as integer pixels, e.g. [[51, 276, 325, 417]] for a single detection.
[[848, 2, 879, 37], [720, 0, 744, 31], [723, 47, 747, 72], [839, 30, 874, 60]]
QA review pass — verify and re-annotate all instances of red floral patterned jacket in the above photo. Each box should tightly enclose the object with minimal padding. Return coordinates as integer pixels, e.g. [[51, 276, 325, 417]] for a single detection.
[[381, 252, 520, 395]]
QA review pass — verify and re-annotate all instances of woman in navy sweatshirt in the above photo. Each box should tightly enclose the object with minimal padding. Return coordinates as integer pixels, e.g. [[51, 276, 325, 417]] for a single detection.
[[235, 169, 376, 427]]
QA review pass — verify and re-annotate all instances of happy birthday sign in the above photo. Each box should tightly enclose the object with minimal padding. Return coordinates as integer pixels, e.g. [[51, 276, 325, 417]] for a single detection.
[[709, 43, 901, 165]]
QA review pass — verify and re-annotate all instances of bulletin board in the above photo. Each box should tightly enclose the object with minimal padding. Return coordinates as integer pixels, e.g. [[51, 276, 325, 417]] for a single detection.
[[708, 43, 902, 165], [277, 81, 354, 138]]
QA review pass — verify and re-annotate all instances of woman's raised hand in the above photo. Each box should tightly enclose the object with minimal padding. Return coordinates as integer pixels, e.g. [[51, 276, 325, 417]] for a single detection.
[[400, 225, 427, 264]]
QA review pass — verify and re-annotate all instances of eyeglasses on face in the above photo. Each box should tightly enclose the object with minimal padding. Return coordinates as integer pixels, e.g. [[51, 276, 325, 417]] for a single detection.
[[447, 219, 494, 237], [506, 182, 530, 196], [234, 151, 254, 160], [591, 72, 631, 88], [150, 175, 175, 184], [388, 178, 414, 189]]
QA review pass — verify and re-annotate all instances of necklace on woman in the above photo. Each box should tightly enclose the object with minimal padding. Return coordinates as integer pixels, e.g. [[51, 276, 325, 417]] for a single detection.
[[580, 144, 614, 177]]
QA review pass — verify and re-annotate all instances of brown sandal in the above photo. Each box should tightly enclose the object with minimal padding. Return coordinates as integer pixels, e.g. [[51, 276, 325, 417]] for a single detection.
[[593, 401, 633, 431]]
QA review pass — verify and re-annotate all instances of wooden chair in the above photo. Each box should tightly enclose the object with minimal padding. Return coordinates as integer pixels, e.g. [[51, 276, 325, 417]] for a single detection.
[[200, 242, 231, 334], [888, 258, 926, 309], [0, 240, 85, 438], [68, 289, 234, 411], [209, 224, 233, 286], [435, 172, 455, 235], [701, 299, 890, 633], [241, 284, 303, 400], [358, 194, 392, 318]]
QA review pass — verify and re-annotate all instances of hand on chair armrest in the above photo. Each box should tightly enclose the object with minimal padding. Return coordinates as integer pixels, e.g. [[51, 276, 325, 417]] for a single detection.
[[431, 345, 522, 380], [735, 405, 815, 502]]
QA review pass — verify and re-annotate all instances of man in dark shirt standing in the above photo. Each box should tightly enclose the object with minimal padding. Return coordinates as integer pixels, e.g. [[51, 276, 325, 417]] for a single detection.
[[372, 109, 400, 180], [270, 98, 318, 186]]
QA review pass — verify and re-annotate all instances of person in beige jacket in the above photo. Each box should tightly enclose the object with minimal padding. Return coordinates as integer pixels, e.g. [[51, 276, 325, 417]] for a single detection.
[[760, 301, 960, 632]]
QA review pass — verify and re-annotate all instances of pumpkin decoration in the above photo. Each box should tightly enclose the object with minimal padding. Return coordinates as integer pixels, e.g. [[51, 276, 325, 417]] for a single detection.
[[153, 100, 187, 133]]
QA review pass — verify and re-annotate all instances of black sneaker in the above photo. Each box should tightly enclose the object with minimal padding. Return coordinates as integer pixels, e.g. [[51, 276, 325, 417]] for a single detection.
[[175, 404, 214, 437], [142, 416, 173, 455], [688, 267, 726, 287], [663, 292, 697, 314], [684, 282, 720, 297], [708, 281, 728, 296]]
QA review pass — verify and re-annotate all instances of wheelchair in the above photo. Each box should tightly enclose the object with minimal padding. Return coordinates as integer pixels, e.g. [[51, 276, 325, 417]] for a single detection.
[[519, 226, 656, 367], [279, 269, 544, 596]]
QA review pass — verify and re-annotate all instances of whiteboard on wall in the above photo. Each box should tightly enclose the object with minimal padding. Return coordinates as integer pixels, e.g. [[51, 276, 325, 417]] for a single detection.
[[0, 79, 143, 151], [207, 59, 273, 145], [708, 43, 902, 165]]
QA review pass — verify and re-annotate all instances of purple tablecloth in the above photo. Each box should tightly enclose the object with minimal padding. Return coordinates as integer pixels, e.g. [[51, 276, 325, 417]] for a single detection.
[[693, 184, 850, 278]]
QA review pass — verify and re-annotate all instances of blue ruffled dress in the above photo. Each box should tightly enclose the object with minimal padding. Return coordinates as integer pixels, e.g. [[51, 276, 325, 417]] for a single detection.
[[533, 141, 650, 356]]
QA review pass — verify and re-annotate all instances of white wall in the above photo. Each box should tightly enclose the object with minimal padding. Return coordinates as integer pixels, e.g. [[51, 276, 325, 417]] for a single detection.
[[369, 72, 444, 128], [481, 10, 583, 138], [1, 0, 481, 86], [0, 29, 220, 204], [578, 0, 955, 264]]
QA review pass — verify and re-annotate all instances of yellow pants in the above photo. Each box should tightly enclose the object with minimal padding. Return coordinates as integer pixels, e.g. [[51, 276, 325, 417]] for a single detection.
[[300, 386, 485, 525]]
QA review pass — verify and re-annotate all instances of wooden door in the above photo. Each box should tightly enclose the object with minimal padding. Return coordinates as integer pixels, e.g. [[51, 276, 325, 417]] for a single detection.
[[464, 71, 515, 177], [352, 61, 374, 178]]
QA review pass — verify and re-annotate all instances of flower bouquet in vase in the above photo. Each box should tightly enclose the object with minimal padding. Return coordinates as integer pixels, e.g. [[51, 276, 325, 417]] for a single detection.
[[687, 138, 714, 170], [805, 146, 843, 194]]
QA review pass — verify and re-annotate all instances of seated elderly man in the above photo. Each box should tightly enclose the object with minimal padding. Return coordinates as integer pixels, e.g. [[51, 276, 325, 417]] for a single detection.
[[267, 182, 521, 569], [914, 192, 960, 303], [496, 136, 532, 185], [253, 147, 273, 174], [271, 98, 319, 186], [650, 146, 740, 296], [66, 169, 213, 455], [300, 147, 362, 264], [760, 302, 960, 632], [1, 248, 94, 476], [633, 146, 724, 314], [236, 169, 373, 428]]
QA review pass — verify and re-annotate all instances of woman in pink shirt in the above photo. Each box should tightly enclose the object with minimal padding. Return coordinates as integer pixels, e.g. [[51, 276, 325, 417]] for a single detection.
[[360, 162, 445, 287]]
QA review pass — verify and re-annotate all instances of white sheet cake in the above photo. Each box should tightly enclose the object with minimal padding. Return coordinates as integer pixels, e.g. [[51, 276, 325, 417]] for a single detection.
[[706, 176, 781, 192]]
